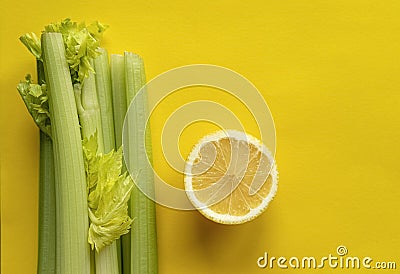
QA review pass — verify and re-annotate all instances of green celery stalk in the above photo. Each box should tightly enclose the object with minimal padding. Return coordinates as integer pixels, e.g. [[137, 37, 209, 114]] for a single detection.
[[110, 54, 130, 274], [95, 245, 119, 274], [74, 61, 120, 274], [74, 61, 104, 152], [94, 48, 116, 154], [41, 32, 90, 274], [18, 36, 56, 274], [94, 49, 122, 274], [38, 132, 56, 273], [111, 54, 127, 149], [37, 61, 56, 274], [90, 251, 96, 274], [124, 52, 158, 274]]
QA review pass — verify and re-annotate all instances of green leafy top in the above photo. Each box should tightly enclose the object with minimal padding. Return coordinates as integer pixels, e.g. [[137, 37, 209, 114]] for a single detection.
[[19, 18, 108, 84], [19, 33, 42, 60], [17, 75, 51, 136], [83, 134, 133, 252]]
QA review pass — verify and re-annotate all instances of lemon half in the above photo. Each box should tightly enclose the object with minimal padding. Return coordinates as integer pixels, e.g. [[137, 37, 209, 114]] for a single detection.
[[184, 130, 278, 224]]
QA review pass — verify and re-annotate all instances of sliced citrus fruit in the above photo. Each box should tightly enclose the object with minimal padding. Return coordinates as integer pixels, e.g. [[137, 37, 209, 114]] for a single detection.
[[184, 130, 278, 224]]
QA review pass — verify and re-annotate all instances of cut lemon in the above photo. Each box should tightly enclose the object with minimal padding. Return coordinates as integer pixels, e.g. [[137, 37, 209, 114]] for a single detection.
[[184, 130, 278, 224]]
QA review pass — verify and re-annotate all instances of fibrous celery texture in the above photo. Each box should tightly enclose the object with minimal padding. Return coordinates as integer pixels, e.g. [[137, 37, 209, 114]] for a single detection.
[[42, 32, 91, 273], [18, 18, 158, 274], [110, 54, 131, 274], [75, 56, 132, 274], [125, 52, 158, 274]]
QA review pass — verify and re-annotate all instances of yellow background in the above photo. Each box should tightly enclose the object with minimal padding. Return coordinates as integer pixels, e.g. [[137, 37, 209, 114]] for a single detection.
[[1, 0, 400, 273]]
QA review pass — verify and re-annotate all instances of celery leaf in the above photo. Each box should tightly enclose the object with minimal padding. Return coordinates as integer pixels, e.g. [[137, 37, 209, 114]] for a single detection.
[[44, 18, 108, 84], [17, 75, 51, 136], [83, 134, 133, 252], [19, 33, 42, 60], [20, 18, 108, 84]]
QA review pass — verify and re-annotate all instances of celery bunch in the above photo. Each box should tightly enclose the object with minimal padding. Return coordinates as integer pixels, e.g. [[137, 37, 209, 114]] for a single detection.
[[17, 19, 158, 274]]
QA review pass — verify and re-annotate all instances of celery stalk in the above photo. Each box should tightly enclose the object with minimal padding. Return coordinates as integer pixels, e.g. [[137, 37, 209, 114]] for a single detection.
[[94, 49, 122, 274], [96, 245, 119, 274], [41, 32, 90, 274], [38, 132, 56, 273], [37, 60, 56, 274], [74, 61, 104, 153], [90, 251, 96, 274], [94, 51, 123, 273], [124, 52, 158, 274], [74, 62, 120, 274], [111, 54, 127, 149], [94, 48, 116, 154], [111, 54, 130, 274], [18, 37, 56, 274]]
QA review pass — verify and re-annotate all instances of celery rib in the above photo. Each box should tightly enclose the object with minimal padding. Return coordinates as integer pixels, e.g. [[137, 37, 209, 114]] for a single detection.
[[94, 49, 122, 274], [75, 61, 120, 274], [96, 244, 120, 274], [111, 54, 131, 274], [96, 244, 119, 274], [42, 33, 90, 274], [38, 131, 56, 273], [74, 61, 104, 153], [111, 54, 128, 149], [37, 60, 56, 274], [124, 52, 158, 274], [94, 48, 116, 154]]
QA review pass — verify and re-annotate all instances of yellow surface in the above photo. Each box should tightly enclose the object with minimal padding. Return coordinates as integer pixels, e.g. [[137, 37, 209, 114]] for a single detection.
[[1, 0, 400, 273]]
